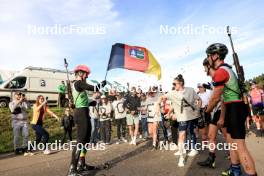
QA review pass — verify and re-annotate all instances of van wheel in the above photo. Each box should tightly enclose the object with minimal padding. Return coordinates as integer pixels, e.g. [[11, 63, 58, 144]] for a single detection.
[[0, 99, 9, 108]]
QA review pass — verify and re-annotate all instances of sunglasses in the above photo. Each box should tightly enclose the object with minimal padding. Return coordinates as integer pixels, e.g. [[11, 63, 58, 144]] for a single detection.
[[172, 82, 180, 86]]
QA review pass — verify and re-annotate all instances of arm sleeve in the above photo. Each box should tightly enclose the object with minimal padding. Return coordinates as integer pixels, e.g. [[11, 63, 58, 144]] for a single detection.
[[213, 68, 230, 88], [9, 102, 18, 113], [74, 81, 97, 92], [21, 101, 30, 110]]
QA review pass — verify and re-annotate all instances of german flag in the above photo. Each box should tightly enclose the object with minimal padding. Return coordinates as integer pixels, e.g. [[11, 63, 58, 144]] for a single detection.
[[107, 43, 161, 80]]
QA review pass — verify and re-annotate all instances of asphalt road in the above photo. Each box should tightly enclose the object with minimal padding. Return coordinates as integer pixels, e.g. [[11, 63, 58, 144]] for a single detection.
[[0, 131, 263, 176]]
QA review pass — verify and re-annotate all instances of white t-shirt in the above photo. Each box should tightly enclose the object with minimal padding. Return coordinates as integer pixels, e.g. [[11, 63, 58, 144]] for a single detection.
[[198, 90, 212, 108], [146, 95, 159, 117], [89, 106, 99, 119], [112, 99, 126, 119], [140, 100, 148, 118], [99, 102, 112, 121], [166, 87, 200, 122]]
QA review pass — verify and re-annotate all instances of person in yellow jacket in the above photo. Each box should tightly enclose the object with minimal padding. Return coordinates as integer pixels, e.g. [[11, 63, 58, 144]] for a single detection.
[[31, 95, 59, 155]]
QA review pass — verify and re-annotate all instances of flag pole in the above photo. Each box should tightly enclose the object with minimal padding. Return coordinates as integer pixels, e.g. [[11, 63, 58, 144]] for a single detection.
[[104, 70, 108, 80], [105, 44, 113, 81]]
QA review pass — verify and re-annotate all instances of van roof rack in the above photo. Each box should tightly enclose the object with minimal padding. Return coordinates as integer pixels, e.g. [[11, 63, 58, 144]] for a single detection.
[[25, 66, 74, 74]]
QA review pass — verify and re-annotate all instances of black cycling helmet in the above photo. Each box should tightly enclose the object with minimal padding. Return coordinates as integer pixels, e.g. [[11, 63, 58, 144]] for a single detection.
[[206, 43, 228, 59]]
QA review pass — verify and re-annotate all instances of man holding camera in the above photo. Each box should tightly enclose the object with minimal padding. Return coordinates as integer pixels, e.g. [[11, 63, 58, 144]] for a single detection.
[[9, 91, 32, 156]]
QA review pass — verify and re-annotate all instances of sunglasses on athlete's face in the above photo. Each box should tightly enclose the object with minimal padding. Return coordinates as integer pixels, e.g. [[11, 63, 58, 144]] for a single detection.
[[172, 82, 180, 86]]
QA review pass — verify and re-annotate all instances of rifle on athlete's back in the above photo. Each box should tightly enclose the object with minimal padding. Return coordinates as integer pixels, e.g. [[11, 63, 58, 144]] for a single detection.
[[226, 26, 251, 112], [64, 58, 75, 109]]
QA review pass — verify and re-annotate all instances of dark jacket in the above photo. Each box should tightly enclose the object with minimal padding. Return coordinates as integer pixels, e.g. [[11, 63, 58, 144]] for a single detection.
[[123, 94, 141, 114]]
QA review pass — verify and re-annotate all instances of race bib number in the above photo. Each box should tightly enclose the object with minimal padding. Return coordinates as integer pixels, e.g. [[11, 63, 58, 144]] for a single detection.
[[147, 103, 155, 117], [116, 102, 125, 113]]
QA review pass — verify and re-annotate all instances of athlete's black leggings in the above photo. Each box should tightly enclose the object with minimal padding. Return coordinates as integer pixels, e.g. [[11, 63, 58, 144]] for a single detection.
[[71, 107, 91, 169]]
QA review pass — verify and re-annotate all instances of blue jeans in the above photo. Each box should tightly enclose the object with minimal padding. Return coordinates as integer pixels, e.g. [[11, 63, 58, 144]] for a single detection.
[[13, 121, 29, 150], [32, 124, 49, 149], [90, 118, 100, 143], [141, 118, 148, 138], [159, 114, 169, 141], [178, 119, 197, 150]]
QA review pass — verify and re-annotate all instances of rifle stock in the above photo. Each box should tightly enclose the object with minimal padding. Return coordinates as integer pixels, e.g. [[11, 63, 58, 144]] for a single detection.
[[227, 26, 251, 115]]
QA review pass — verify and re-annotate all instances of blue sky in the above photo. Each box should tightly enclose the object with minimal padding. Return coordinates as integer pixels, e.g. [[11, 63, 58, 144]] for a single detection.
[[0, 0, 263, 89]]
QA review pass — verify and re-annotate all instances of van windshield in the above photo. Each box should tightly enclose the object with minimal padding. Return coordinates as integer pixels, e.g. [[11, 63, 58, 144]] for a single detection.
[[5, 76, 27, 89]]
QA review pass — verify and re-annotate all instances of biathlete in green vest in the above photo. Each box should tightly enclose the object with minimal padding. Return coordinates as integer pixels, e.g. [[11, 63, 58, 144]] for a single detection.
[[68, 65, 106, 176], [203, 43, 257, 176]]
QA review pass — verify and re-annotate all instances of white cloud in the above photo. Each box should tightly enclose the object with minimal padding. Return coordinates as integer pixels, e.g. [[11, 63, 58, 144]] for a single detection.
[[0, 0, 119, 70]]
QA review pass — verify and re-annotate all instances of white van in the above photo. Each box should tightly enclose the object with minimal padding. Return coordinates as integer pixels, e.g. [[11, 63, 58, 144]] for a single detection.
[[0, 67, 75, 107]]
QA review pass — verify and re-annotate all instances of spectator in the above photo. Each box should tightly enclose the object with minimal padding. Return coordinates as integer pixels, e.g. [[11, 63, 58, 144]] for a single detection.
[[31, 95, 59, 155], [9, 92, 32, 156], [99, 95, 112, 144], [61, 107, 74, 143], [89, 92, 100, 144], [112, 92, 127, 144], [57, 81, 66, 108]]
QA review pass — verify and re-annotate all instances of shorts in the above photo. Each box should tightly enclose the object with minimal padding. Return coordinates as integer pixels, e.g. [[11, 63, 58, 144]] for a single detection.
[[252, 104, 264, 116], [126, 114, 139, 126], [178, 119, 198, 132], [224, 102, 249, 139], [147, 115, 162, 123], [210, 110, 221, 126]]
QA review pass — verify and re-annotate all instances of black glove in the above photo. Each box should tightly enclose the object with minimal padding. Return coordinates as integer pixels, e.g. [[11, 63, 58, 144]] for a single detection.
[[89, 101, 97, 107], [100, 80, 107, 87], [202, 83, 212, 90]]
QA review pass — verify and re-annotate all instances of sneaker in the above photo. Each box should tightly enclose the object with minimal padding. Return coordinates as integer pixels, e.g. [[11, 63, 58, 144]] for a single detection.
[[105, 143, 110, 145], [139, 135, 143, 139], [43, 149, 51, 155], [24, 152, 34, 156], [174, 150, 186, 156], [197, 157, 215, 168], [116, 140, 121, 144], [178, 156, 185, 167], [14, 148, 21, 155], [121, 137, 128, 143], [221, 168, 232, 176], [132, 137, 137, 145], [129, 140, 134, 145], [77, 163, 98, 172], [68, 166, 83, 176], [187, 149, 198, 157], [132, 140, 137, 145]]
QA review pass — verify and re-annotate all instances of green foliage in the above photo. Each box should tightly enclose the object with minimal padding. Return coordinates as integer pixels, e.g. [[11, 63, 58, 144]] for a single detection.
[[246, 73, 264, 91], [0, 107, 118, 153], [0, 107, 67, 153]]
